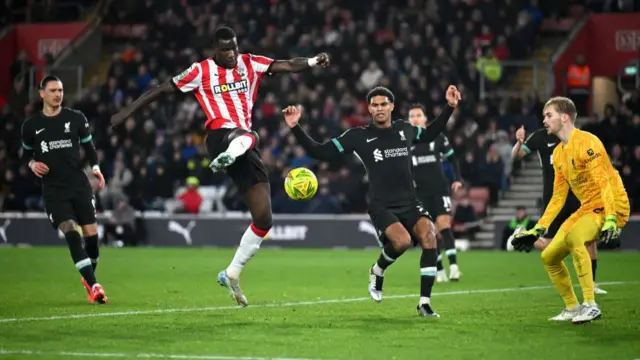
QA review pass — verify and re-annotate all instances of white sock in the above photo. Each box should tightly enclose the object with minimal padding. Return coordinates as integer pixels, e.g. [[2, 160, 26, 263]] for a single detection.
[[449, 264, 459, 273], [372, 263, 385, 276], [419, 296, 431, 306], [226, 223, 268, 279], [225, 135, 254, 158]]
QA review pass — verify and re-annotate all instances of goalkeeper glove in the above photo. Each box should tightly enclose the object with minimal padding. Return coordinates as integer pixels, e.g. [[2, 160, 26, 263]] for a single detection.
[[599, 216, 620, 248], [511, 224, 546, 253]]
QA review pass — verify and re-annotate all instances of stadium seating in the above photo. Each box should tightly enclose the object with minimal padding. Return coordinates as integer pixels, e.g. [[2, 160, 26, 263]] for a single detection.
[[1, 0, 639, 220]]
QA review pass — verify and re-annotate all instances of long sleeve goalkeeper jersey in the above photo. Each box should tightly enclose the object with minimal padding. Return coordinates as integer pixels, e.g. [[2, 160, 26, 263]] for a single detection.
[[538, 128, 629, 228]]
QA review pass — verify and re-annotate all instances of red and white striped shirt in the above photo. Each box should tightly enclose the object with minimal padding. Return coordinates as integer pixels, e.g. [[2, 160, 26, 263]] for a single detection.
[[172, 53, 274, 131]]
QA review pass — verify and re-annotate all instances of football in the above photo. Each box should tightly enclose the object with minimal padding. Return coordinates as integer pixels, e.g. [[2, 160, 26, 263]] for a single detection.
[[284, 167, 318, 200]]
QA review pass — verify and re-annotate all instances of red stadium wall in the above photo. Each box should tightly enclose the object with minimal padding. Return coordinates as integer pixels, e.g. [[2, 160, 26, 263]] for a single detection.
[[554, 13, 640, 96], [0, 29, 18, 99], [0, 23, 87, 99]]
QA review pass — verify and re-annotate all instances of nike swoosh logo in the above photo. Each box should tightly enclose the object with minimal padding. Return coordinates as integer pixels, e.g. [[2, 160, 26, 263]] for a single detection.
[[547, 143, 556, 147], [36, 129, 45, 134], [367, 138, 377, 143]]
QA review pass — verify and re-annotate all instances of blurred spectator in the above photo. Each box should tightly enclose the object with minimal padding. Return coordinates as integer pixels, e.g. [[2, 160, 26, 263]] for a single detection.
[[501, 205, 536, 250], [104, 198, 137, 247], [176, 176, 203, 214], [452, 196, 482, 241], [565, 54, 591, 116]]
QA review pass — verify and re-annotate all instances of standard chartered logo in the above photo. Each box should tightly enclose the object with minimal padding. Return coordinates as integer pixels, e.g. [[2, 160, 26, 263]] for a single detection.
[[374, 147, 408, 162], [41, 139, 72, 153], [373, 149, 383, 162]]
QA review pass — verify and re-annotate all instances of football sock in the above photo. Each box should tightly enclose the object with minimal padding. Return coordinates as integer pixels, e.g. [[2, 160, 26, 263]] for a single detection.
[[420, 248, 438, 302], [435, 239, 444, 271], [226, 134, 254, 158], [84, 234, 99, 271], [591, 259, 598, 282], [544, 261, 579, 309], [226, 223, 268, 279], [373, 242, 406, 276], [571, 245, 595, 303], [65, 231, 97, 287], [441, 228, 457, 265]]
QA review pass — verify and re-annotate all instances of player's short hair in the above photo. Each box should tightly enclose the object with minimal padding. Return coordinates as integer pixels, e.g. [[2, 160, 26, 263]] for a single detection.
[[39, 75, 61, 89], [544, 97, 577, 122], [409, 103, 426, 115], [366, 86, 395, 104], [214, 27, 237, 44]]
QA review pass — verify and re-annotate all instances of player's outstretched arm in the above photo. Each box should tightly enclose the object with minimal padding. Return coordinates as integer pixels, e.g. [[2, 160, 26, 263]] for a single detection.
[[283, 105, 344, 161], [415, 86, 460, 144], [110, 80, 176, 127], [537, 153, 569, 230], [268, 53, 330, 73], [110, 62, 203, 128]]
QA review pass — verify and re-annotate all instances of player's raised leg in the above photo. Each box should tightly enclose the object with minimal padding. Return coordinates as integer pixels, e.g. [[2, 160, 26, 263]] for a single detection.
[[218, 182, 272, 307], [540, 230, 580, 321], [210, 131, 256, 172], [58, 219, 107, 304], [369, 222, 412, 302], [435, 214, 460, 281], [413, 216, 439, 317]]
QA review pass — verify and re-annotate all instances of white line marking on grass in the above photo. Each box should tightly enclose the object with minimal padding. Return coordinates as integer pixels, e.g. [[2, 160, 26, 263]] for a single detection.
[[0, 349, 326, 360], [0, 281, 632, 324]]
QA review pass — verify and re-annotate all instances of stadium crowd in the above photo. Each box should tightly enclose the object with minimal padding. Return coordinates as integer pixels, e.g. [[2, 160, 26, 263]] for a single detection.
[[1, 0, 639, 217]]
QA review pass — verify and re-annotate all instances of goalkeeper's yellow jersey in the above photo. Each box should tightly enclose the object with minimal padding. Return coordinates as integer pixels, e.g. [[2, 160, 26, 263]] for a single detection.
[[538, 129, 629, 229]]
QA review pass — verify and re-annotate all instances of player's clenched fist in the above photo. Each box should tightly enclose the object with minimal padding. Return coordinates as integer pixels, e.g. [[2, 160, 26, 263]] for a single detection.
[[282, 105, 303, 128], [29, 161, 49, 178], [516, 125, 525, 144], [445, 85, 462, 107], [315, 53, 330, 67]]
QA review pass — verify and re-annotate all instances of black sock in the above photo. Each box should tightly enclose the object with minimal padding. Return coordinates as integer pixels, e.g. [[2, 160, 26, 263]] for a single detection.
[[592, 259, 598, 281], [420, 248, 438, 299], [65, 231, 97, 287], [441, 228, 457, 265], [84, 234, 99, 271], [375, 242, 406, 272], [435, 242, 444, 271]]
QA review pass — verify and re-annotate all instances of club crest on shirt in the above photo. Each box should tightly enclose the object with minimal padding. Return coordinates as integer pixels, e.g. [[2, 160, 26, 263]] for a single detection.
[[235, 67, 246, 77]]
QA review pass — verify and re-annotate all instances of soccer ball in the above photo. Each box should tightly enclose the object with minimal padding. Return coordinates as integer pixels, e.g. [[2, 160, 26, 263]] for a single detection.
[[284, 167, 318, 200]]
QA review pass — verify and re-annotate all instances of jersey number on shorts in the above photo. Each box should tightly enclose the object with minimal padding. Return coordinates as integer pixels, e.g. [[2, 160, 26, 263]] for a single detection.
[[442, 196, 452, 212]]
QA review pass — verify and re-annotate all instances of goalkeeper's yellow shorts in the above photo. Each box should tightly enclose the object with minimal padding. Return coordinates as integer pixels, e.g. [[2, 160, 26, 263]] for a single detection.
[[559, 199, 630, 239]]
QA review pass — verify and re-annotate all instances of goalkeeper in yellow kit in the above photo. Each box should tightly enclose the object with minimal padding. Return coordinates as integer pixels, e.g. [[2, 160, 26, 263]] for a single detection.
[[511, 97, 630, 324]]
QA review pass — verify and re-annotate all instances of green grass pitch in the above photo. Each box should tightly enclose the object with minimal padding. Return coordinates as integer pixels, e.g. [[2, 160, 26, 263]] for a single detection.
[[0, 247, 639, 360]]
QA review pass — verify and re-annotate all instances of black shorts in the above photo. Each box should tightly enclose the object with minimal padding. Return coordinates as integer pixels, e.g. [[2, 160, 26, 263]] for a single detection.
[[369, 203, 433, 247], [417, 191, 452, 219], [44, 186, 96, 229], [544, 195, 581, 239], [205, 129, 269, 194]]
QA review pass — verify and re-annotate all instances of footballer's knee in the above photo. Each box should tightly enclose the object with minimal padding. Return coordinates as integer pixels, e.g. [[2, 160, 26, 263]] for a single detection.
[[414, 217, 437, 249], [81, 223, 98, 237], [385, 223, 412, 251], [435, 215, 451, 231], [227, 128, 259, 149], [59, 220, 79, 234], [540, 246, 558, 266]]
